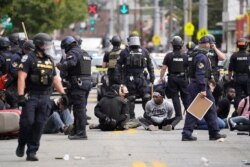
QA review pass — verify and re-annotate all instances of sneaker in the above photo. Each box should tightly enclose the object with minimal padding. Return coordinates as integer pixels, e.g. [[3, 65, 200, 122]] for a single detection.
[[209, 134, 227, 141], [182, 135, 197, 141], [162, 125, 172, 131], [26, 154, 39, 161], [227, 117, 235, 131], [68, 131, 88, 140], [16, 145, 25, 157], [147, 125, 159, 131], [63, 124, 74, 135]]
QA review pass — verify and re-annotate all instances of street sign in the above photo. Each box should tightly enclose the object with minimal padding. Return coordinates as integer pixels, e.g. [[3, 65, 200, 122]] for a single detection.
[[119, 4, 129, 15], [0, 16, 13, 29], [197, 28, 208, 40], [152, 35, 161, 46], [184, 22, 195, 36]]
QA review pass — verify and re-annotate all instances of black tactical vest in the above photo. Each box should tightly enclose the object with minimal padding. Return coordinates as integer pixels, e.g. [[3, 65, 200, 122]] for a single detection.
[[234, 52, 249, 74], [207, 50, 218, 69], [188, 50, 211, 78], [28, 53, 54, 87], [108, 49, 121, 69], [168, 52, 185, 73], [68, 48, 91, 76], [0, 51, 12, 75], [126, 48, 146, 68]]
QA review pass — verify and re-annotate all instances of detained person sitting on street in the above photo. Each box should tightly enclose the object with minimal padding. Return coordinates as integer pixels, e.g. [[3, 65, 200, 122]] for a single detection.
[[91, 84, 130, 131], [43, 97, 73, 135], [138, 89, 175, 131]]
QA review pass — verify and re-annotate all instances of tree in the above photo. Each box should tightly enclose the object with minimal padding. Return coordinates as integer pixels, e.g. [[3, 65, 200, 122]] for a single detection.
[[0, 0, 87, 36]]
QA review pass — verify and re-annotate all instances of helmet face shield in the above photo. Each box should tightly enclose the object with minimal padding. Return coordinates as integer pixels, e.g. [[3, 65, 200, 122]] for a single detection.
[[43, 41, 56, 58], [128, 36, 140, 46]]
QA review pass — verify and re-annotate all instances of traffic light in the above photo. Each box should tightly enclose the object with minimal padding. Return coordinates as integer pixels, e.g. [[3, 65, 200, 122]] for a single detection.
[[88, 4, 97, 15], [119, 4, 129, 15], [89, 18, 96, 31]]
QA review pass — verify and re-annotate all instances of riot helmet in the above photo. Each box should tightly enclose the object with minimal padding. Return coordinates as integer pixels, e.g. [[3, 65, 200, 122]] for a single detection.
[[171, 36, 183, 50], [186, 41, 195, 50], [236, 38, 248, 50], [73, 35, 82, 46], [205, 34, 215, 43], [0, 37, 11, 50], [61, 36, 77, 52], [110, 35, 121, 46], [22, 40, 35, 54], [127, 35, 140, 47], [33, 33, 54, 56], [9, 32, 26, 45]]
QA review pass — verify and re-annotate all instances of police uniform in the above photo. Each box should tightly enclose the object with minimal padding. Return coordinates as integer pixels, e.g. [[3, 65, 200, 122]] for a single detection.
[[182, 48, 222, 140], [115, 46, 154, 119], [62, 45, 92, 139], [18, 52, 56, 157], [103, 47, 122, 86], [163, 50, 189, 128], [228, 50, 250, 108], [4, 51, 21, 108]]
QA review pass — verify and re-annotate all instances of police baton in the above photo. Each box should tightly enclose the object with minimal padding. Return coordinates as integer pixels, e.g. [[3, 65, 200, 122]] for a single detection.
[[21, 22, 29, 40], [151, 83, 154, 98]]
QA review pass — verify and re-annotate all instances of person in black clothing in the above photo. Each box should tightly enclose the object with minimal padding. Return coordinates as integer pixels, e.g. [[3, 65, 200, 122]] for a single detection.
[[93, 84, 129, 131], [217, 87, 236, 120], [102, 35, 122, 87]]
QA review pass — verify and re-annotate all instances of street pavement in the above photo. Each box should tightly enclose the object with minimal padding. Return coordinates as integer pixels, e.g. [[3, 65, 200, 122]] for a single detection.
[[0, 89, 250, 167]]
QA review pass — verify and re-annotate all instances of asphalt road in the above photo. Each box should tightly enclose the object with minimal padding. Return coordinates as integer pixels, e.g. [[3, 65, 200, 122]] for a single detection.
[[0, 89, 250, 167]]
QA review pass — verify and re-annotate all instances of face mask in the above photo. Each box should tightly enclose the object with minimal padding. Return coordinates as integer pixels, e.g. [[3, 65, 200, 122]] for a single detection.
[[61, 49, 67, 59]]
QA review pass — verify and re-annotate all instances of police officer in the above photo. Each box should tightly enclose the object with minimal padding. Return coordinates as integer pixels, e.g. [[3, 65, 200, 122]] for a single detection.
[[21, 40, 35, 55], [186, 41, 196, 57], [16, 33, 67, 161], [160, 36, 189, 129], [56, 36, 92, 140], [228, 38, 250, 109], [115, 34, 155, 119], [102, 35, 122, 87], [0, 37, 20, 108], [182, 36, 226, 141], [8, 32, 25, 56], [205, 34, 226, 104]]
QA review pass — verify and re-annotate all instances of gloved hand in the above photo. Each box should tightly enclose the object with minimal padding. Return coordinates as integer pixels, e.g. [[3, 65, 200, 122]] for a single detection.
[[109, 118, 117, 128], [104, 117, 111, 125], [114, 75, 121, 84], [56, 63, 67, 71], [150, 74, 155, 83], [61, 94, 69, 107], [18, 95, 26, 107]]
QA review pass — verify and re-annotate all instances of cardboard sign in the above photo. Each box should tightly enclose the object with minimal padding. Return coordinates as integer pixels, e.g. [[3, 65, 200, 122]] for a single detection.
[[187, 93, 213, 120]]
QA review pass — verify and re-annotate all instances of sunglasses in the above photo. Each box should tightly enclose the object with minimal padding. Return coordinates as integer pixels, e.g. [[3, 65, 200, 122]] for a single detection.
[[153, 92, 162, 97]]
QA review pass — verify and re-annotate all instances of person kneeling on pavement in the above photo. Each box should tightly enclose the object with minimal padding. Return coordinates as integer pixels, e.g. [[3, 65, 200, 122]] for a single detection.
[[43, 97, 73, 135], [227, 95, 250, 131], [138, 89, 175, 131], [91, 84, 130, 131]]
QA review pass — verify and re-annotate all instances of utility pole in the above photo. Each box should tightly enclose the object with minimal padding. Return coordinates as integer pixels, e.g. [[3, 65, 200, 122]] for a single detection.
[[199, 0, 207, 29], [154, 0, 160, 36], [109, 1, 114, 37], [167, 0, 173, 50], [183, 0, 188, 43], [134, 0, 137, 31]]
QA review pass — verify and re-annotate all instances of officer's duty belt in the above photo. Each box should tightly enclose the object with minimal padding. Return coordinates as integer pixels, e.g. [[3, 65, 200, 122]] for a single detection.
[[28, 90, 51, 95], [168, 73, 185, 77]]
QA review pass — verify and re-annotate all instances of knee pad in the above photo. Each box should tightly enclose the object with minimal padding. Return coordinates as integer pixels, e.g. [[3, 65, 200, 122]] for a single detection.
[[127, 95, 136, 102], [142, 93, 151, 101]]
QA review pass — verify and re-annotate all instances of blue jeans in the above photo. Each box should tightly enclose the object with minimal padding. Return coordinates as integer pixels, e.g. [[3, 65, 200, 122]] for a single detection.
[[43, 109, 73, 134], [196, 117, 226, 130], [231, 116, 249, 125]]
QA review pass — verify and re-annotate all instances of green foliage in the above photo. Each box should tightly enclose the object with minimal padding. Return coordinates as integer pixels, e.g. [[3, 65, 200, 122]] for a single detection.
[[0, 0, 87, 36]]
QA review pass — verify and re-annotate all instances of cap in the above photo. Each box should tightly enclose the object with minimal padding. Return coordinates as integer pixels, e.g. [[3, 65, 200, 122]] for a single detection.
[[199, 36, 213, 44], [153, 89, 165, 98]]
